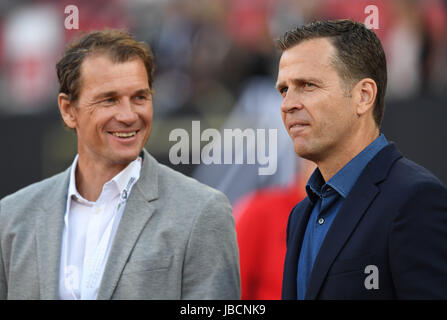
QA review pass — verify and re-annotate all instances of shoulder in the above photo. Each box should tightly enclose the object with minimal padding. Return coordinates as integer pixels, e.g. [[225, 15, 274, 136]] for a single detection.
[[379, 156, 447, 219], [138, 157, 232, 224], [387, 156, 447, 195], [147, 161, 234, 237], [139, 150, 230, 208], [157, 162, 230, 205]]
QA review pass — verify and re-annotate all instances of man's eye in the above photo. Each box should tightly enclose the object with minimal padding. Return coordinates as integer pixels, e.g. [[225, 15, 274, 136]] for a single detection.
[[134, 95, 149, 104], [101, 97, 117, 105], [304, 82, 317, 90], [279, 87, 288, 95]]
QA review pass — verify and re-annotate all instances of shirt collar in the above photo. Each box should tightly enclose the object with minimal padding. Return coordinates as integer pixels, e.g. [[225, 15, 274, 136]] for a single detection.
[[306, 168, 326, 203], [67, 155, 142, 205], [306, 134, 388, 201], [112, 157, 142, 197]]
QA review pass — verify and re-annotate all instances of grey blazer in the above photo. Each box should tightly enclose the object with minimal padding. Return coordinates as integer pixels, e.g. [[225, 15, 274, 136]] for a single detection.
[[0, 149, 240, 299]]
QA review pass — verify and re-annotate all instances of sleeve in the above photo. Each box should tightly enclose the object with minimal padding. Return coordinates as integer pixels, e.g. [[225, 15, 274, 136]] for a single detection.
[[389, 181, 447, 299], [0, 200, 7, 299], [181, 191, 241, 299]]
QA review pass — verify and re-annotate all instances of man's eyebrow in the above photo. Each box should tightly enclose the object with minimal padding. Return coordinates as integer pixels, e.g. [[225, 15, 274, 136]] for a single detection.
[[92, 88, 151, 101], [92, 91, 119, 101], [133, 88, 151, 96], [297, 77, 324, 85], [276, 77, 324, 89], [275, 80, 286, 90]]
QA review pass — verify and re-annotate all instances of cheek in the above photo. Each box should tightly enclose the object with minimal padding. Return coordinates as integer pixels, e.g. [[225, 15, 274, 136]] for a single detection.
[[319, 103, 354, 139], [96, 114, 111, 130], [141, 105, 153, 125], [89, 111, 115, 138], [281, 112, 287, 127]]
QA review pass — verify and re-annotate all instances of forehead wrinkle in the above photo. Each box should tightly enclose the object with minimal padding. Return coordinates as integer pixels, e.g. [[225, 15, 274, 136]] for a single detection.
[[277, 62, 330, 88], [80, 57, 149, 102], [278, 43, 344, 92]]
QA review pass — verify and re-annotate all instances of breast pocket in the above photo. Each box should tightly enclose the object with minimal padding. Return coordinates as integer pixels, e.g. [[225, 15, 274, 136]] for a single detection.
[[122, 254, 173, 275], [328, 253, 375, 276], [321, 254, 378, 299], [115, 254, 177, 299]]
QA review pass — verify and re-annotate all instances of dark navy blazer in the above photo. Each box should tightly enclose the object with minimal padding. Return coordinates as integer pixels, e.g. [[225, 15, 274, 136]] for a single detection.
[[282, 143, 447, 299]]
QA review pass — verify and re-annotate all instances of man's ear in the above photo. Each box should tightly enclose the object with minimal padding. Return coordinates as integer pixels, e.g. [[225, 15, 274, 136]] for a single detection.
[[352, 78, 377, 117], [58, 93, 77, 129]]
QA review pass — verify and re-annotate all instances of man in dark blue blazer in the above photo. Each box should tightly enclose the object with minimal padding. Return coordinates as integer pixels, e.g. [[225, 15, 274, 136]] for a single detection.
[[275, 20, 447, 299]]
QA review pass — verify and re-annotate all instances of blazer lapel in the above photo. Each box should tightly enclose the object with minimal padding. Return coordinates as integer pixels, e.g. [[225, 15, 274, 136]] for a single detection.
[[304, 181, 379, 299], [305, 143, 403, 299], [35, 168, 70, 299], [97, 149, 159, 300], [282, 199, 313, 299]]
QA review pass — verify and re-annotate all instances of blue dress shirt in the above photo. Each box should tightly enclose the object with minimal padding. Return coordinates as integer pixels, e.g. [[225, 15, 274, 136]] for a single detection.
[[297, 134, 389, 299]]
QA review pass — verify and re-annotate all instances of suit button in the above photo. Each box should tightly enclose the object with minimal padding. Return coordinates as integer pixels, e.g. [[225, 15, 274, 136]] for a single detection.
[[318, 217, 325, 225]]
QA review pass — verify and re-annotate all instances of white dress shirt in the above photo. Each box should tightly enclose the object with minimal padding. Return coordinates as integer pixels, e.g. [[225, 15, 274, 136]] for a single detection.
[[59, 155, 142, 300]]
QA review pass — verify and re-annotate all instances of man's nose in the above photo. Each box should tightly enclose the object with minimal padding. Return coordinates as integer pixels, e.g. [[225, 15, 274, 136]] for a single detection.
[[116, 99, 138, 124], [280, 91, 304, 113]]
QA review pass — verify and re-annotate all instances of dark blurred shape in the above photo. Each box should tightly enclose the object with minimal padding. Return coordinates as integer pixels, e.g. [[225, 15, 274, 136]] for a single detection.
[[381, 95, 447, 185], [0, 113, 68, 198]]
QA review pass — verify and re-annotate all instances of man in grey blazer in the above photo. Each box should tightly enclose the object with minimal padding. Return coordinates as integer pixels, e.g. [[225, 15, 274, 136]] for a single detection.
[[0, 30, 240, 300]]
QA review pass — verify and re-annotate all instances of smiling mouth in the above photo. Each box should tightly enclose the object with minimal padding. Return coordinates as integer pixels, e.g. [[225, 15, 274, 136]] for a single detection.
[[109, 130, 139, 138]]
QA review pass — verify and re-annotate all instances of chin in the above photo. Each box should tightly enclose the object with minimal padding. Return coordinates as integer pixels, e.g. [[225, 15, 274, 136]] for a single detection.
[[110, 149, 142, 165], [293, 143, 317, 162]]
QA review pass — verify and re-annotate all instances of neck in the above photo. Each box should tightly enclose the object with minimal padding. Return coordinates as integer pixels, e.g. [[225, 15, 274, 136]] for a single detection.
[[75, 154, 127, 202], [317, 127, 380, 182]]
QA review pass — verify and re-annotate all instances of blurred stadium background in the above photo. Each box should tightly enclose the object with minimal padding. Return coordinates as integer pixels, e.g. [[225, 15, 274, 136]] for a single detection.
[[0, 0, 446, 299]]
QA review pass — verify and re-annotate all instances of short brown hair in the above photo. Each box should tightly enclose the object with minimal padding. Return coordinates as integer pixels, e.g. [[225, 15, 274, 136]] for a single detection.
[[278, 20, 387, 127], [56, 29, 154, 103]]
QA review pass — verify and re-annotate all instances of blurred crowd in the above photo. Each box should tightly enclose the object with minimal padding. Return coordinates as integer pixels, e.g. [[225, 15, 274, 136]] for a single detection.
[[0, 0, 446, 113], [0, 0, 446, 300], [1, 0, 446, 195]]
